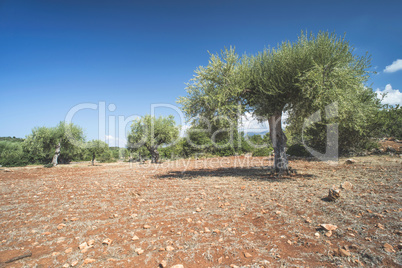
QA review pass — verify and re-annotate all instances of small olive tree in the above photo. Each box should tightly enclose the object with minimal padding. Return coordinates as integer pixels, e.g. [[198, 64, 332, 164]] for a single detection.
[[86, 140, 109, 166], [127, 115, 179, 163]]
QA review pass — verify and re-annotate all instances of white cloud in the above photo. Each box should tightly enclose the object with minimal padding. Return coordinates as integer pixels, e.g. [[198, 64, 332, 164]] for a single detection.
[[375, 84, 402, 105], [384, 59, 402, 73], [106, 135, 123, 147], [105, 135, 116, 141]]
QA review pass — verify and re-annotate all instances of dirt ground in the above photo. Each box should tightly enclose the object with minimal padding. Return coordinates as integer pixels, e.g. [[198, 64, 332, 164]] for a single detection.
[[0, 155, 401, 268]]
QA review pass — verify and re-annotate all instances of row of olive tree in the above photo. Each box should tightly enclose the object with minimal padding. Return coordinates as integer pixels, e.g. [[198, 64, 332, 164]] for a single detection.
[[0, 122, 116, 167], [125, 113, 276, 163]]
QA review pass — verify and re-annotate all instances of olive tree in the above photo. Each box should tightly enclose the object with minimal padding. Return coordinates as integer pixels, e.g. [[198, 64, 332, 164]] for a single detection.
[[86, 140, 109, 165], [127, 115, 179, 163], [179, 32, 374, 172], [23, 122, 84, 165]]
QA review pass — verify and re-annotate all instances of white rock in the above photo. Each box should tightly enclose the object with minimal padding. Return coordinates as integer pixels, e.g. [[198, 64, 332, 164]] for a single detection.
[[170, 265, 184, 268]]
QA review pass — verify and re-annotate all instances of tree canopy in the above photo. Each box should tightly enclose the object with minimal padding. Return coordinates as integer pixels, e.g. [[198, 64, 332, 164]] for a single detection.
[[86, 140, 109, 165], [127, 115, 179, 163], [23, 122, 85, 164]]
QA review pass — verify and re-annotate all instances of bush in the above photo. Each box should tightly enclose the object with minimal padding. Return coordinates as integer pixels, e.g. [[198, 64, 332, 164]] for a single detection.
[[286, 144, 311, 157], [98, 150, 116, 163], [371, 104, 402, 139], [214, 144, 236, 157], [0, 141, 28, 167], [252, 147, 273, 157]]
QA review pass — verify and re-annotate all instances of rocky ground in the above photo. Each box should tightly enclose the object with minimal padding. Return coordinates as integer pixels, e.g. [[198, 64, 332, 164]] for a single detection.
[[0, 154, 401, 267]]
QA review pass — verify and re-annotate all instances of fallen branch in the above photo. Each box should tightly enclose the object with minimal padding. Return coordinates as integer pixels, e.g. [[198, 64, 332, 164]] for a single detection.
[[5, 250, 32, 263]]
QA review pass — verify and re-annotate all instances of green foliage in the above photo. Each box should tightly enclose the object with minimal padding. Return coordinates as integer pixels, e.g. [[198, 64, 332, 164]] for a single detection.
[[109, 147, 120, 159], [0, 136, 24, 143], [129, 146, 150, 161], [240, 133, 272, 156], [161, 128, 273, 159], [159, 138, 188, 160], [177, 47, 246, 158], [371, 104, 402, 139], [128, 115, 180, 163], [86, 140, 109, 164], [128, 115, 179, 149], [185, 124, 213, 153], [245, 133, 271, 147], [284, 33, 379, 155], [118, 148, 130, 161], [0, 141, 28, 167], [182, 123, 247, 158], [287, 86, 381, 155], [286, 144, 312, 157], [98, 150, 115, 163], [177, 47, 246, 122], [23, 122, 85, 164], [239, 137, 254, 153], [214, 143, 236, 157], [252, 147, 274, 157]]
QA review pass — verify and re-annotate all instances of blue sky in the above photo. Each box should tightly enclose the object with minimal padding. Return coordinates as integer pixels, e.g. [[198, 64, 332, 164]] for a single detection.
[[1, 0, 401, 146]]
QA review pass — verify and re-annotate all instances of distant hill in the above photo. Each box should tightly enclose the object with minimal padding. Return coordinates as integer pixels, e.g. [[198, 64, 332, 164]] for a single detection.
[[0, 136, 24, 143]]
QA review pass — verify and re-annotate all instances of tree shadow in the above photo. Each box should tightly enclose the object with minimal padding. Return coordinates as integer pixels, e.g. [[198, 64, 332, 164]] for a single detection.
[[154, 166, 316, 182]]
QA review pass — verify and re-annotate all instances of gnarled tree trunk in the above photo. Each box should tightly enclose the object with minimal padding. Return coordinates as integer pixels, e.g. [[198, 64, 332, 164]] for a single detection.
[[268, 111, 288, 173], [147, 145, 160, 163], [150, 148, 159, 163], [51, 142, 61, 166], [91, 152, 96, 166]]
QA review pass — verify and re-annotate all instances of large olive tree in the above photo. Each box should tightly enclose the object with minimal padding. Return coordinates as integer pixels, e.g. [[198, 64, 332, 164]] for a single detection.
[[179, 32, 374, 172]]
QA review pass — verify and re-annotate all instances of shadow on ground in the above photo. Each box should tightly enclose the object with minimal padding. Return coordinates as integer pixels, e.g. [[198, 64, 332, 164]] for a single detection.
[[154, 166, 316, 182]]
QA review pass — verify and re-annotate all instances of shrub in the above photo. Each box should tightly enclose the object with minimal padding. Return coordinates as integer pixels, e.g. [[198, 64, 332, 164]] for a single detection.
[[0, 141, 28, 167], [286, 144, 311, 157], [252, 147, 273, 157], [98, 150, 116, 163]]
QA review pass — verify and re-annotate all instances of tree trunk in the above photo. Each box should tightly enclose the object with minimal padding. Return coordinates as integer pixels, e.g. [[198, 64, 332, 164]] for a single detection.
[[51, 143, 61, 166], [268, 111, 288, 173], [149, 147, 159, 163], [91, 153, 95, 166]]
